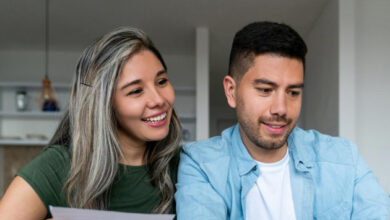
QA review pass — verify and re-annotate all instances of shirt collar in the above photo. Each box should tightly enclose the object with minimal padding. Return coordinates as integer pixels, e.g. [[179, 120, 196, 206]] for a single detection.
[[229, 124, 258, 176], [229, 124, 315, 175], [288, 126, 315, 171]]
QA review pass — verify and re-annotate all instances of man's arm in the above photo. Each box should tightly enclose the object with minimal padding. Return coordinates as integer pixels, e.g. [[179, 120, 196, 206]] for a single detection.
[[175, 149, 228, 220], [350, 144, 390, 219]]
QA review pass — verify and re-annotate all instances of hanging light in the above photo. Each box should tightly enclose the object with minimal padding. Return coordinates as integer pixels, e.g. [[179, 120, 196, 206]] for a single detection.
[[41, 0, 58, 111]]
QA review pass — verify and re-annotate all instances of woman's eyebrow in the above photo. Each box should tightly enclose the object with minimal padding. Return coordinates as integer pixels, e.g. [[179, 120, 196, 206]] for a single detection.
[[120, 70, 166, 91], [120, 79, 141, 91]]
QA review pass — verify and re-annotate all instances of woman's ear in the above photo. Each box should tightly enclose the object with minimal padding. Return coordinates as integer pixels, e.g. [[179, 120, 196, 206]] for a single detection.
[[223, 75, 237, 109]]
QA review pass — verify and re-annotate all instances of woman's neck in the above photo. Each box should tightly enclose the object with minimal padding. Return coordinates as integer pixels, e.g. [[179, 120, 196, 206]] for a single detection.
[[119, 143, 147, 166], [117, 131, 148, 166]]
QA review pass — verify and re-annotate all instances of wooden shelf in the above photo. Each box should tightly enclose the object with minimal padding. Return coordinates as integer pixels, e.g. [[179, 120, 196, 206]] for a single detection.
[[0, 111, 65, 118], [0, 82, 71, 90], [0, 139, 48, 146], [174, 87, 195, 94], [178, 114, 195, 121]]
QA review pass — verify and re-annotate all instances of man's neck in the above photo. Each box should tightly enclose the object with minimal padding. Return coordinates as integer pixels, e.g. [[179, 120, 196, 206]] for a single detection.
[[239, 128, 288, 163], [248, 145, 288, 163]]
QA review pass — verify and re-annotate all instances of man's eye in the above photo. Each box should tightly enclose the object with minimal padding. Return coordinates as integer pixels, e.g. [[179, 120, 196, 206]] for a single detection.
[[127, 88, 143, 95], [288, 90, 301, 97], [257, 88, 273, 94], [158, 78, 168, 86]]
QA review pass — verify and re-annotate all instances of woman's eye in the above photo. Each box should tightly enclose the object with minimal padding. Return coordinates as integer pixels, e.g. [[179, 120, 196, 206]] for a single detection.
[[157, 78, 168, 86], [127, 88, 143, 96]]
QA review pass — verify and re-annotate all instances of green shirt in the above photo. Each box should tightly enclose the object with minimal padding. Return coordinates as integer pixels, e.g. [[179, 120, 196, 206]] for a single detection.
[[17, 145, 178, 218]]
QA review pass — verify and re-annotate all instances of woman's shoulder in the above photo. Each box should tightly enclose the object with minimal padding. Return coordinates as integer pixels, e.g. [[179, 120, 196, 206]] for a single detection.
[[16, 145, 71, 213], [28, 145, 71, 169], [17, 145, 71, 180], [44, 145, 72, 160]]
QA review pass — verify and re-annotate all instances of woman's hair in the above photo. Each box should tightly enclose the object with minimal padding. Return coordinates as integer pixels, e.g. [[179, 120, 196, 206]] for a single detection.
[[49, 27, 181, 213]]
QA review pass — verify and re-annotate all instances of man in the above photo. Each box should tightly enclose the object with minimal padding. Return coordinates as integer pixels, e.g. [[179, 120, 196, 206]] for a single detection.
[[175, 21, 390, 220]]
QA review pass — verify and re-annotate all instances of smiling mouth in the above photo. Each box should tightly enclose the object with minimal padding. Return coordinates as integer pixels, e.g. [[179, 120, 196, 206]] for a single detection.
[[143, 112, 167, 123], [261, 121, 289, 135], [263, 122, 286, 128]]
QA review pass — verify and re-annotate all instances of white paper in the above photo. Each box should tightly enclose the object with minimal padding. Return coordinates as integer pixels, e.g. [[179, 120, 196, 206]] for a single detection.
[[50, 206, 175, 220]]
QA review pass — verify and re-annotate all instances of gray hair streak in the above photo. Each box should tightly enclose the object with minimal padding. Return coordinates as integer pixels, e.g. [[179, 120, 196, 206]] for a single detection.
[[49, 27, 181, 213]]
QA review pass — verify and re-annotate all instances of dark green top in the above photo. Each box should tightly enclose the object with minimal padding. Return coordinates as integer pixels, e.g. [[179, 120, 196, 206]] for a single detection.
[[17, 145, 179, 218]]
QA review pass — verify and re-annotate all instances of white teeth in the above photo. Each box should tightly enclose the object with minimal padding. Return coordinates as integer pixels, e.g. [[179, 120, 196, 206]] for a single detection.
[[268, 124, 284, 128], [146, 112, 167, 122]]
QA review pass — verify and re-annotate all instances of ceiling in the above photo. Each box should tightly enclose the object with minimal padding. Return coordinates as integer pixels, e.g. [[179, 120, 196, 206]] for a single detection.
[[0, 0, 329, 105]]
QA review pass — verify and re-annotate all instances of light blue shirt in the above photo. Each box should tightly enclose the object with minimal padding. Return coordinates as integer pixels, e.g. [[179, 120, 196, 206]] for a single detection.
[[175, 125, 390, 220]]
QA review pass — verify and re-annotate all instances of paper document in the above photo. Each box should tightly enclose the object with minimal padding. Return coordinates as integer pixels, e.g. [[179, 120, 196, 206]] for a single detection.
[[50, 206, 175, 220]]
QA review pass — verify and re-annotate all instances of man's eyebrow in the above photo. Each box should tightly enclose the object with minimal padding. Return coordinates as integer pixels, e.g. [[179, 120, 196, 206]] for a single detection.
[[120, 69, 166, 91], [253, 79, 304, 89], [288, 83, 304, 89], [156, 70, 167, 76], [253, 79, 277, 86]]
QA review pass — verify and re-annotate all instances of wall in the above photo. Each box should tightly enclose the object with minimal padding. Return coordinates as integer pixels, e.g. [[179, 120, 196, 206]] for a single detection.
[[0, 50, 196, 140], [305, 0, 390, 194], [0, 49, 79, 83], [0, 50, 195, 85], [354, 0, 390, 194], [303, 0, 339, 136]]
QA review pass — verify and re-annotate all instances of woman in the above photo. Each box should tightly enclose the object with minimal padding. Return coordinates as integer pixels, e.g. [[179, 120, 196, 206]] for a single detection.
[[0, 27, 181, 219]]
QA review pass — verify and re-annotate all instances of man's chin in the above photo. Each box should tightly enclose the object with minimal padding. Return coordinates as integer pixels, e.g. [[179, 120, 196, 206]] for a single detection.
[[257, 134, 288, 150]]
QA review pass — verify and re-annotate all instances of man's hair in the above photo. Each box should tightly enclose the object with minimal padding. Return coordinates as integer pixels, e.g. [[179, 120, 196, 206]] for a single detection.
[[228, 21, 307, 82]]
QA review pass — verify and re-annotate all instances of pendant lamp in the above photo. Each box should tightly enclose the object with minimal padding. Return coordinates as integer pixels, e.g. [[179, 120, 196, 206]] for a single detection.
[[41, 0, 58, 111]]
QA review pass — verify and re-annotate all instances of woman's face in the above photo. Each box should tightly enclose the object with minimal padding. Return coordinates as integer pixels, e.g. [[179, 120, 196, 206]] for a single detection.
[[113, 50, 175, 148]]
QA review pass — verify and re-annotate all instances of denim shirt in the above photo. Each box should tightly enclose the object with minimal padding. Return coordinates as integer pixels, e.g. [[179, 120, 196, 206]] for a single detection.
[[175, 125, 390, 220]]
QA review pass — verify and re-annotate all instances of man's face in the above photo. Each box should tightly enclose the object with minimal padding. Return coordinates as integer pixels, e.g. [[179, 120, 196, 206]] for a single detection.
[[224, 54, 304, 152]]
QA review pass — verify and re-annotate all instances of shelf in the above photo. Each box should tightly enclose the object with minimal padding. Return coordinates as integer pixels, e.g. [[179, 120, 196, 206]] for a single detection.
[[0, 139, 48, 146], [174, 87, 195, 94], [0, 111, 65, 118], [178, 114, 195, 121], [0, 82, 71, 90]]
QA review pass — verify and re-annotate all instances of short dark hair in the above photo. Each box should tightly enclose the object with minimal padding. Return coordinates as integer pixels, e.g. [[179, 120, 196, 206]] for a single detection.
[[228, 21, 307, 81]]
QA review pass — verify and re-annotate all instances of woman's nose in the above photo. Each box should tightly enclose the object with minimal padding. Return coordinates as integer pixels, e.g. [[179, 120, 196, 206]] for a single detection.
[[146, 88, 165, 108]]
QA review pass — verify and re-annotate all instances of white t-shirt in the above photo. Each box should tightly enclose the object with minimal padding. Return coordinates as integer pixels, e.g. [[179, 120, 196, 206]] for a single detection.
[[245, 151, 296, 220]]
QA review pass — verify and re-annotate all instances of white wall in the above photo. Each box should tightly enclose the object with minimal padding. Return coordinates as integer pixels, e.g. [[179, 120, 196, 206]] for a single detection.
[[303, 0, 339, 136], [339, 0, 357, 143], [164, 53, 197, 141], [0, 49, 196, 138], [305, 0, 389, 194], [354, 0, 390, 194], [0, 50, 195, 85], [0, 49, 80, 83]]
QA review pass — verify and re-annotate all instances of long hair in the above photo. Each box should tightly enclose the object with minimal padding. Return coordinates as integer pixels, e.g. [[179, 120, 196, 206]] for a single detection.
[[49, 27, 181, 213]]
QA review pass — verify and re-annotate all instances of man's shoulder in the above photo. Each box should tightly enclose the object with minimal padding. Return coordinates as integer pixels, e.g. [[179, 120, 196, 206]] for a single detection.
[[182, 136, 230, 163], [182, 126, 236, 163], [291, 127, 359, 165]]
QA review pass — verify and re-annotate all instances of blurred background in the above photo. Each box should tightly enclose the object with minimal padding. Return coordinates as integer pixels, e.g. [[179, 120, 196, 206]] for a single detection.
[[0, 0, 389, 197]]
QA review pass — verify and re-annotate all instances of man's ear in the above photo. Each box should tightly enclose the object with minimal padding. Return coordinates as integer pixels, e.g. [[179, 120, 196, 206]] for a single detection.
[[223, 75, 237, 108]]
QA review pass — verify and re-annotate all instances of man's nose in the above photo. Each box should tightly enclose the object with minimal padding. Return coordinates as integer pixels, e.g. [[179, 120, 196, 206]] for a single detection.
[[270, 92, 287, 117]]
